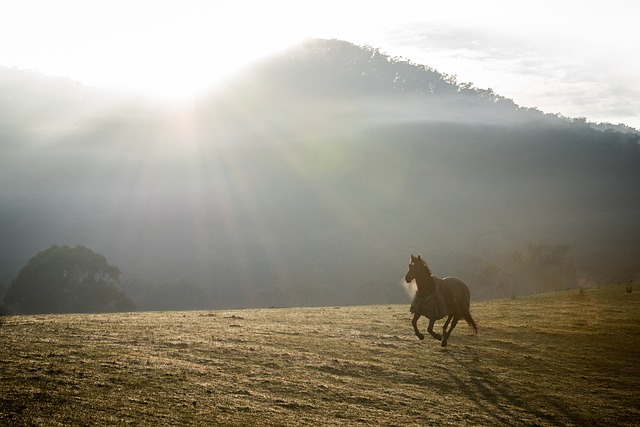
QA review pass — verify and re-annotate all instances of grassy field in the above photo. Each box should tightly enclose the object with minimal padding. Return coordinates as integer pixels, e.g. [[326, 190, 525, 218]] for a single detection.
[[1, 283, 639, 426]]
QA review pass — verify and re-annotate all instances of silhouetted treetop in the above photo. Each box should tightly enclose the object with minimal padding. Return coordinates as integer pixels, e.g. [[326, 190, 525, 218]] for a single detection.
[[3, 245, 135, 314], [236, 39, 464, 99]]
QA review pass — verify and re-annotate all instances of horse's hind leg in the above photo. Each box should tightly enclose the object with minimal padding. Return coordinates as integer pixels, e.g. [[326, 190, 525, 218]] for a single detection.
[[441, 315, 453, 341], [441, 315, 460, 347]]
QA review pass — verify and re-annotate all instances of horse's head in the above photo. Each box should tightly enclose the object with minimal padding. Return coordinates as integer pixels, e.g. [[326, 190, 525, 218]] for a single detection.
[[405, 254, 430, 283]]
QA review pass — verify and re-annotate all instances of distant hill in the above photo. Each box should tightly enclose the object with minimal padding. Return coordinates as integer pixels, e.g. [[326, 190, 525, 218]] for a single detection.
[[1, 39, 639, 309]]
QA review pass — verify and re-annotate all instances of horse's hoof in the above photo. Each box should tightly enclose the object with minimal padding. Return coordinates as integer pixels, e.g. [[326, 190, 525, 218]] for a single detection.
[[441, 340, 448, 347], [417, 334, 425, 341]]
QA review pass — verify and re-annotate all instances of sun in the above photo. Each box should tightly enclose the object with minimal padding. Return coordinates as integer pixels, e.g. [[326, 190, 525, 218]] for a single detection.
[[0, 1, 308, 102], [102, 49, 255, 102], [81, 31, 298, 103]]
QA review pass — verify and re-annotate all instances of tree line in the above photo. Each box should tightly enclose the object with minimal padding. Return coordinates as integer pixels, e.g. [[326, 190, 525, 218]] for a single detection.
[[1, 242, 579, 315]]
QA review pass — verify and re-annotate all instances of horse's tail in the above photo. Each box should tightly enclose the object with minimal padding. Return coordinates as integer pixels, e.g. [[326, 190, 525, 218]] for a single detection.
[[463, 311, 478, 334]]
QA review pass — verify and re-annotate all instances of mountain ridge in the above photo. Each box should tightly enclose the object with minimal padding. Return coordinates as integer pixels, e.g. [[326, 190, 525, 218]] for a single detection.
[[1, 39, 639, 310]]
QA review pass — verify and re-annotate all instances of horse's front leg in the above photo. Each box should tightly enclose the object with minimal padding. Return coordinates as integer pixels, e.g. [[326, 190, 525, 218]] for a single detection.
[[411, 312, 425, 340], [426, 318, 443, 341], [441, 315, 453, 341]]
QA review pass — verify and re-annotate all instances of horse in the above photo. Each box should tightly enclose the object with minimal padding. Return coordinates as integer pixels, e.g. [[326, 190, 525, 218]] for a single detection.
[[404, 254, 478, 347]]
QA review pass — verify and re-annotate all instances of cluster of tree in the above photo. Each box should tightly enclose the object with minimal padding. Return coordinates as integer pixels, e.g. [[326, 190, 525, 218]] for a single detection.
[[0, 244, 412, 313], [461, 242, 578, 300], [0, 239, 605, 313], [3, 245, 135, 315]]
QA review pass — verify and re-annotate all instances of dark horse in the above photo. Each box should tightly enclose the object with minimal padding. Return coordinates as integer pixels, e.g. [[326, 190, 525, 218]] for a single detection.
[[405, 254, 478, 347]]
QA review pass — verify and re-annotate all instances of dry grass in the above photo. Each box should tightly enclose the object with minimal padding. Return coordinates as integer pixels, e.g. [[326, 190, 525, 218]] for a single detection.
[[1, 284, 639, 426]]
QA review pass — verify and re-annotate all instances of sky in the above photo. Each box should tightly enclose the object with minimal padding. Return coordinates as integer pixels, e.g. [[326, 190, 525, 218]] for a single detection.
[[1, 0, 639, 129]]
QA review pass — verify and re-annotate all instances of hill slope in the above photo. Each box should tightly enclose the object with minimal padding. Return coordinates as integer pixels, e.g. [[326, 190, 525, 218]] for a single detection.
[[1, 39, 640, 310], [1, 283, 638, 425]]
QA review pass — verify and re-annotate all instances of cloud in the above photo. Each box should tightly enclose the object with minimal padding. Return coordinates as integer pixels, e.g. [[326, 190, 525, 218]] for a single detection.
[[374, 20, 640, 129]]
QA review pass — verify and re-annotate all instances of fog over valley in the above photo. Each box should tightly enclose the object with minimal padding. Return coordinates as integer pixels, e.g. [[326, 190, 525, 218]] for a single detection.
[[2, 39, 639, 311]]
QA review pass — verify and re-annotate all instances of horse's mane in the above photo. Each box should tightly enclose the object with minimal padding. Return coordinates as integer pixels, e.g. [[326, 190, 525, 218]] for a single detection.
[[418, 257, 432, 276]]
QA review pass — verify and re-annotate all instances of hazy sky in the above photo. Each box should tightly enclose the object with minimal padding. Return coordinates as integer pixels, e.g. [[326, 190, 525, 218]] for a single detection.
[[1, 0, 638, 129]]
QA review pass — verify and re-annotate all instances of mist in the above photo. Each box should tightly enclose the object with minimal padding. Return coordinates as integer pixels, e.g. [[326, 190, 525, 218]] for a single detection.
[[1, 40, 639, 311]]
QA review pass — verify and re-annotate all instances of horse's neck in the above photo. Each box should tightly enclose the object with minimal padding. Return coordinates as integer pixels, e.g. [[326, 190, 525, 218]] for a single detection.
[[416, 273, 436, 296]]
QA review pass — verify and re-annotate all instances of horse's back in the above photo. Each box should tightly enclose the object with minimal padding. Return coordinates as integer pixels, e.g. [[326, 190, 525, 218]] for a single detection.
[[438, 276, 471, 312]]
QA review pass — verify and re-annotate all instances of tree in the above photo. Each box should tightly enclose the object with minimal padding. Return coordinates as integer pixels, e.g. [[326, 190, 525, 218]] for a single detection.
[[3, 245, 135, 314], [513, 242, 577, 293]]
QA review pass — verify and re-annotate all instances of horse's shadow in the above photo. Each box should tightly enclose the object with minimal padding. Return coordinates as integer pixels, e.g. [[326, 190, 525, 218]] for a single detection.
[[443, 347, 588, 426]]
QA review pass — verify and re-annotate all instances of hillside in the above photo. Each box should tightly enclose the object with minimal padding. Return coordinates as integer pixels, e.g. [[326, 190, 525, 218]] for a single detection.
[[1, 39, 640, 311], [1, 283, 638, 425]]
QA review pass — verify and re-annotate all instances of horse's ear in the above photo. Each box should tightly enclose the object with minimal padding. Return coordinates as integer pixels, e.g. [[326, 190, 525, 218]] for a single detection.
[[417, 254, 423, 261], [410, 254, 415, 262]]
